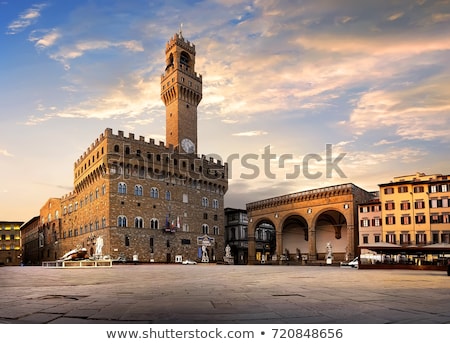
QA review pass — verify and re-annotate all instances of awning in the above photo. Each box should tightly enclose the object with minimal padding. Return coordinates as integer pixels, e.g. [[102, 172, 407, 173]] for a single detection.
[[359, 242, 450, 254]]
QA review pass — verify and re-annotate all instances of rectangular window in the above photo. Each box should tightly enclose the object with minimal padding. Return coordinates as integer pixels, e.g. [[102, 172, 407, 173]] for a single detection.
[[385, 215, 396, 225], [416, 233, 427, 245], [432, 232, 439, 244], [400, 233, 410, 244], [430, 199, 442, 208], [415, 215, 426, 224], [362, 236, 369, 244], [386, 233, 396, 244], [430, 214, 442, 223], [398, 186, 408, 193], [443, 214, 450, 223], [360, 218, 370, 227], [374, 235, 380, 243], [441, 233, 450, 244], [430, 185, 437, 193], [400, 202, 410, 210], [413, 186, 424, 193], [384, 187, 394, 194], [182, 194, 188, 203], [385, 202, 395, 210], [401, 216, 411, 225], [415, 200, 425, 209], [372, 217, 381, 227]]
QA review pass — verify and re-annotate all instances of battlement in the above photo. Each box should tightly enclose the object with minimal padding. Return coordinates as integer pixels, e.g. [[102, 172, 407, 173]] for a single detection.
[[74, 128, 169, 168], [74, 128, 226, 169], [166, 33, 195, 55]]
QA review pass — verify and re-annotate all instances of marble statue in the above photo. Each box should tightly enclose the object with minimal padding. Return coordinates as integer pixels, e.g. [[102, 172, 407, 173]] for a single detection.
[[95, 235, 104, 256]]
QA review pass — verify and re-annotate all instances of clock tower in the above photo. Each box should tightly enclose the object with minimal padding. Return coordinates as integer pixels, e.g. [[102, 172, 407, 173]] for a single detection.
[[161, 31, 202, 154]]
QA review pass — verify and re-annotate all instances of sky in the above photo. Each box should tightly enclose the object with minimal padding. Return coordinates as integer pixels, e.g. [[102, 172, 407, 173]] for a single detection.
[[1, 0, 450, 221]]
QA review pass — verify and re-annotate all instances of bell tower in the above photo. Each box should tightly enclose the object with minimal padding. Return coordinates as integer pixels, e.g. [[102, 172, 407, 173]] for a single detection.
[[161, 31, 202, 154]]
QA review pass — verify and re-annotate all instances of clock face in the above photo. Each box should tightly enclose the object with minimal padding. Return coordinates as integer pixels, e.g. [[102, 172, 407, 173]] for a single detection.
[[181, 138, 195, 153]]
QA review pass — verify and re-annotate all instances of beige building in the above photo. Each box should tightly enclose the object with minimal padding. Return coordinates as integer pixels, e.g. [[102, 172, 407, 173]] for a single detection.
[[246, 183, 375, 265], [24, 32, 228, 264]]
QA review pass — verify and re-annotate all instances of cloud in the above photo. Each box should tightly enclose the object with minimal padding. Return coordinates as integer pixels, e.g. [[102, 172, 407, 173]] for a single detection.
[[221, 118, 239, 124], [432, 13, 450, 23], [49, 40, 144, 69], [6, 3, 47, 34], [387, 12, 404, 21], [232, 130, 268, 137], [29, 28, 61, 48], [0, 149, 13, 157], [348, 74, 450, 141], [25, 72, 162, 126]]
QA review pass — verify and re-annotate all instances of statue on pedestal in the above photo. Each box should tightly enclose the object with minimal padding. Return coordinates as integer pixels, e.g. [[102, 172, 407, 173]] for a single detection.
[[201, 245, 209, 263], [223, 244, 234, 264]]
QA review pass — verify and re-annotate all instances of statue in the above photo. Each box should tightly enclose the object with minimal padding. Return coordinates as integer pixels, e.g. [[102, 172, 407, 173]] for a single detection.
[[326, 242, 333, 258], [326, 242, 333, 264], [95, 236, 104, 256], [225, 244, 231, 258], [201, 245, 209, 263]]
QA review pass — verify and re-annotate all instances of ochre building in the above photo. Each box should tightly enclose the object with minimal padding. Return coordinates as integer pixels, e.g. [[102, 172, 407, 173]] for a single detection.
[[359, 172, 450, 265]]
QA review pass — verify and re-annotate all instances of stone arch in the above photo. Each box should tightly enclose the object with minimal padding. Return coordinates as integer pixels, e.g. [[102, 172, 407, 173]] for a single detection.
[[281, 214, 309, 260], [312, 208, 348, 260], [250, 218, 276, 263]]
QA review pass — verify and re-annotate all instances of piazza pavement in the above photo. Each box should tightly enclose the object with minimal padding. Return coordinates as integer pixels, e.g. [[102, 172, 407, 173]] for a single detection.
[[0, 263, 449, 324]]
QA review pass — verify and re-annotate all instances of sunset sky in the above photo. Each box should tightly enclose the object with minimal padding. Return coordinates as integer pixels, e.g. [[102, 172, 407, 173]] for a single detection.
[[1, 0, 450, 221]]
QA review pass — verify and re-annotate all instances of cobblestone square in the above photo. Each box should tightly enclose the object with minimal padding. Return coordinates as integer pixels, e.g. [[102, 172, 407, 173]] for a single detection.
[[0, 264, 449, 324]]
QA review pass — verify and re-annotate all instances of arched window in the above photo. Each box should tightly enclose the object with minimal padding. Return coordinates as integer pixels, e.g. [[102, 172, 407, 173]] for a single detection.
[[150, 218, 159, 229], [134, 185, 143, 196], [114, 145, 120, 152], [165, 190, 171, 201], [202, 224, 209, 234], [150, 187, 159, 198], [213, 226, 219, 235], [202, 197, 209, 207], [118, 216, 127, 227], [134, 217, 144, 228], [118, 182, 127, 194], [212, 199, 219, 209]]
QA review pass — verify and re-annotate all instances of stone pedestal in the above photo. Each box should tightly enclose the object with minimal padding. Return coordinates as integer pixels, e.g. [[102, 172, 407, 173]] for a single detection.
[[223, 256, 234, 265]]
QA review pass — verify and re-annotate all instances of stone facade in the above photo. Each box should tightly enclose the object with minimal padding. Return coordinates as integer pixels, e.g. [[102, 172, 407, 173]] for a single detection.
[[246, 183, 376, 264], [25, 32, 228, 264]]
